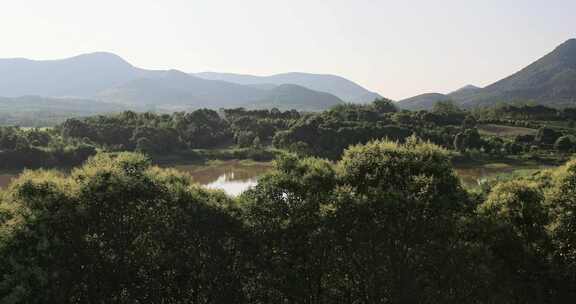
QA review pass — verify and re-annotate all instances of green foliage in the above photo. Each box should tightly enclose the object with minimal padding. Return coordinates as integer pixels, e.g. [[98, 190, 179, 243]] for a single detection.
[[3, 102, 576, 302], [372, 97, 397, 113], [535, 127, 562, 146], [0, 153, 248, 303], [554, 135, 574, 152], [235, 131, 256, 148], [547, 159, 576, 298], [462, 115, 477, 129], [333, 137, 479, 302], [454, 128, 483, 151], [240, 155, 338, 302], [273, 109, 413, 159]]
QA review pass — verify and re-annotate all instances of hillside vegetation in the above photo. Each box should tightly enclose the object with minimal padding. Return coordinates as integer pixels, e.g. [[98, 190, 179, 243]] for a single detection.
[[0, 53, 375, 112], [2, 139, 576, 302], [398, 39, 576, 110], [1, 99, 576, 302]]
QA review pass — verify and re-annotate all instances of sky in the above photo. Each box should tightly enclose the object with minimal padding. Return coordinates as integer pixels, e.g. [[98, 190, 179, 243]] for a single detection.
[[0, 0, 574, 100]]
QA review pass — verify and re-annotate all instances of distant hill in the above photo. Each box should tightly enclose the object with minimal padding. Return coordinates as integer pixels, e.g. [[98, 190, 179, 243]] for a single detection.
[[397, 93, 450, 111], [0, 95, 126, 113], [0, 96, 128, 127], [99, 70, 343, 110], [0, 96, 128, 126], [0, 53, 354, 111], [194, 72, 382, 103], [398, 39, 576, 110], [250, 84, 344, 111], [448, 85, 483, 100], [470, 38, 576, 107], [0, 52, 153, 97]]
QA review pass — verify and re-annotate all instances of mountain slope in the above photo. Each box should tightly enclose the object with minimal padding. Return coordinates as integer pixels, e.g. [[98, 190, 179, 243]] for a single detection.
[[194, 71, 381, 103], [0, 96, 126, 114], [99, 70, 267, 108], [251, 84, 344, 111], [470, 38, 576, 107], [397, 93, 449, 110], [448, 85, 483, 100], [99, 71, 343, 110], [0, 53, 356, 111], [398, 39, 576, 110], [0, 52, 154, 97]]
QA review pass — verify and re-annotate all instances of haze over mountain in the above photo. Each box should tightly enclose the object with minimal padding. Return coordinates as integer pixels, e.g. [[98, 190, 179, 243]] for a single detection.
[[0, 95, 128, 126], [0, 52, 371, 111], [0, 52, 151, 97], [194, 72, 382, 103], [397, 93, 455, 111], [99, 70, 344, 111], [398, 39, 576, 110], [0, 95, 126, 113]]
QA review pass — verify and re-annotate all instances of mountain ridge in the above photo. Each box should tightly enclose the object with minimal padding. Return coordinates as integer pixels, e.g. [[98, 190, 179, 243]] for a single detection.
[[0, 52, 369, 110], [193, 71, 382, 103], [398, 39, 576, 110]]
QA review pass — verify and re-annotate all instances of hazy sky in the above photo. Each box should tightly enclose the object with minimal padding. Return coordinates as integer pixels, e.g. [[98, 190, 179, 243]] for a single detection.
[[1, 0, 574, 99]]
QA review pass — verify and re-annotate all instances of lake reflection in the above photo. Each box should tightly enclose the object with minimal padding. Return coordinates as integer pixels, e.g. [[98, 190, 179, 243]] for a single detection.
[[0, 161, 273, 196], [0, 160, 553, 195], [204, 172, 259, 196], [171, 160, 273, 196], [454, 163, 551, 188]]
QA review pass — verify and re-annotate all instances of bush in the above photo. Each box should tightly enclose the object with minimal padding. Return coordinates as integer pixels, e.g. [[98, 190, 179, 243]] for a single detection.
[[554, 135, 574, 152]]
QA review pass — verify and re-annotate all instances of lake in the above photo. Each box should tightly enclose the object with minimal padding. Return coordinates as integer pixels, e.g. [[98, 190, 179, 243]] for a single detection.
[[0, 160, 552, 195], [168, 160, 273, 196], [455, 163, 551, 188], [0, 161, 273, 196]]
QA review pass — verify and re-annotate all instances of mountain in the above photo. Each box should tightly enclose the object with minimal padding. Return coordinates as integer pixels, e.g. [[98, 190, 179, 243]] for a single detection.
[[397, 93, 450, 111], [448, 85, 483, 100], [0, 95, 126, 113], [0, 53, 352, 111], [99, 70, 267, 108], [194, 72, 382, 103], [99, 70, 344, 110], [251, 84, 344, 111], [398, 39, 576, 110], [470, 38, 576, 107], [0, 52, 153, 97], [0, 96, 128, 126], [397, 85, 482, 110]]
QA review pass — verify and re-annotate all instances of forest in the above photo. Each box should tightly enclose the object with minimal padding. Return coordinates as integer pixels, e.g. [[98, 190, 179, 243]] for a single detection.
[[2, 100, 576, 170], [2, 100, 576, 303]]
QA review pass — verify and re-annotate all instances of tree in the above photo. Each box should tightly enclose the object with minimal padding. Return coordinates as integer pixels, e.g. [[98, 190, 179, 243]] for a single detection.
[[535, 127, 561, 146], [135, 136, 154, 154], [251, 136, 262, 149], [432, 100, 462, 115], [454, 128, 483, 151], [60, 118, 97, 140], [240, 154, 338, 303], [236, 131, 256, 148], [431, 100, 466, 125], [332, 137, 478, 302], [477, 181, 552, 302], [462, 115, 477, 129], [0, 153, 248, 303], [554, 135, 573, 152], [547, 159, 576, 300], [372, 98, 397, 113]]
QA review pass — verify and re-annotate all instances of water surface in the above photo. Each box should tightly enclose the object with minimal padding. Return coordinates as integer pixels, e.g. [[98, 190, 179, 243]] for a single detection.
[[170, 160, 273, 196], [0, 161, 553, 195], [454, 163, 551, 188]]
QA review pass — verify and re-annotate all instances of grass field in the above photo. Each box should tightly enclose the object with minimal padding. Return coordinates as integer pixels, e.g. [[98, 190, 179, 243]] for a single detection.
[[477, 124, 537, 138]]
